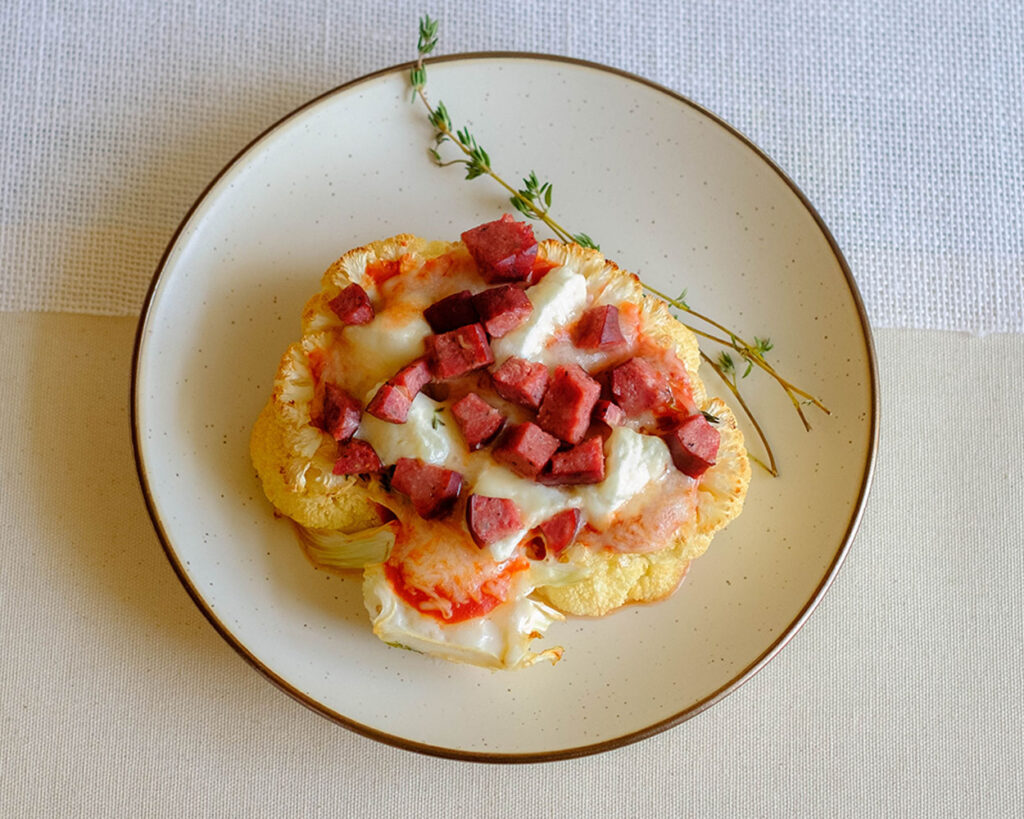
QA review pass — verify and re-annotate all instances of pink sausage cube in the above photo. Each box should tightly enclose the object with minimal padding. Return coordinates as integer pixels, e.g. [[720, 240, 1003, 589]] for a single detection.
[[492, 422, 560, 479], [390, 458, 463, 519], [592, 399, 626, 429], [491, 357, 549, 410], [423, 290, 478, 333], [537, 436, 606, 485], [663, 414, 720, 478], [451, 392, 507, 451], [466, 495, 523, 547], [461, 214, 538, 283], [390, 356, 432, 398], [574, 304, 626, 350], [328, 283, 374, 325], [537, 364, 602, 444], [610, 357, 671, 416], [365, 383, 413, 424], [471, 285, 533, 338], [332, 439, 384, 475], [427, 323, 495, 380], [317, 383, 362, 441], [537, 508, 583, 556]]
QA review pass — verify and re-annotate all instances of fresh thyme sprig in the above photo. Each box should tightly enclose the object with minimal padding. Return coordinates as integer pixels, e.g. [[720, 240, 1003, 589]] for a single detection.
[[409, 15, 829, 475], [411, 17, 599, 250]]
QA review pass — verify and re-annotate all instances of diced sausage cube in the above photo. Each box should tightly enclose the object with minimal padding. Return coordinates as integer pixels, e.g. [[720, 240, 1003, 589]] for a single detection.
[[461, 214, 538, 283], [663, 414, 720, 478], [471, 285, 533, 338], [328, 283, 374, 325], [332, 439, 384, 475], [423, 290, 478, 333], [492, 422, 560, 479], [610, 357, 671, 416], [315, 383, 362, 441], [390, 357, 432, 398], [365, 383, 412, 423], [592, 399, 626, 429], [574, 304, 626, 350], [537, 437, 606, 485], [466, 495, 523, 547], [365, 357, 433, 424], [390, 458, 463, 519], [427, 323, 495, 380], [451, 392, 506, 451], [491, 357, 549, 410], [536, 508, 583, 556], [537, 364, 602, 444]]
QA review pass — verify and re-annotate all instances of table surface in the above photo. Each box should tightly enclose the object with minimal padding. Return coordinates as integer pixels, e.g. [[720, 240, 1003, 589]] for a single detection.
[[1, 2, 1021, 816]]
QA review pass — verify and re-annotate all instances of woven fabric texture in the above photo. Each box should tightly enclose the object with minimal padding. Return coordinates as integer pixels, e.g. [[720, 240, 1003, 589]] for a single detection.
[[0, 316, 1020, 816], [1, 0, 1021, 331]]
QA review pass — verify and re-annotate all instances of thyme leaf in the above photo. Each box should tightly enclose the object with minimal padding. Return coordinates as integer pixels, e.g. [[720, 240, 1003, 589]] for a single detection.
[[409, 15, 829, 475]]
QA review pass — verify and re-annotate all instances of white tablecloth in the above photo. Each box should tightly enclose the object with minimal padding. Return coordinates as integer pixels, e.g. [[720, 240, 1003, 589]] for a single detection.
[[1, 2, 1021, 816]]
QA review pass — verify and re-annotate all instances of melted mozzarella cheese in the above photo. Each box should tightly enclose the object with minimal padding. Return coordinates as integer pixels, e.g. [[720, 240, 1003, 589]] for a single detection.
[[357, 393, 464, 469], [471, 463, 575, 561], [491, 265, 587, 365], [362, 565, 563, 669], [469, 428, 672, 559], [573, 427, 673, 529], [343, 309, 431, 389]]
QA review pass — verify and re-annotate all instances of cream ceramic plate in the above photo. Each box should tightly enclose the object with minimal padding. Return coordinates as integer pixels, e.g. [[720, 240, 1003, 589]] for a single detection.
[[133, 54, 877, 761]]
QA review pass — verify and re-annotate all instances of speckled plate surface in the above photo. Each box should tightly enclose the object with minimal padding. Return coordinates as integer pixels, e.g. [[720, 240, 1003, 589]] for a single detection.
[[132, 54, 877, 761]]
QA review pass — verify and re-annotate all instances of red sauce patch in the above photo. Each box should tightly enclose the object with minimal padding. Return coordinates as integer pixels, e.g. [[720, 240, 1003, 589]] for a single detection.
[[383, 558, 528, 624], [365, 259, 402, 287]]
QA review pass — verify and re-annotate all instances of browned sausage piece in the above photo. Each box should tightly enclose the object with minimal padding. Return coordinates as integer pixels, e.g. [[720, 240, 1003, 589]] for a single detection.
[[390, 357, 432, 398], [426, 323, 495, 380], [315, 382, 362, 441], [365, 383, 413, 424], [574, 304, 626, 350], [537, 436, 606, 485], [536, 508, 583, 556], [331, 439, 384, 475], [492, 422, 560, 479], [461, 214, 538, 283], [327, 283, 374, 325], [451, 392, 507, 451], [609, 357, 671, 416], [423, 290, 478, 333], [491, 357, 550, 410], [471, 285, 533, 339], [592, 399, 626, 430], [466, 495, 523, 547], [537, 364, 602, 444], [390, 458, 463, 519], [662, 414, 720, 478]]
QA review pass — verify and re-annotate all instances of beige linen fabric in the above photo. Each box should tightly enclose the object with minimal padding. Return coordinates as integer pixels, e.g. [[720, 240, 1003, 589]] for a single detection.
[[1, 1, 1022, 331], [0, 316, 1020, 816]]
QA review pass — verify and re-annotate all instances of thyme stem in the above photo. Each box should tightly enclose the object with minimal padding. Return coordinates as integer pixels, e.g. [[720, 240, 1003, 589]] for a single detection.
[[700, 351, 778, 476], [412, 88, 585, 247], [643, 281, 830, 430], [409, 14, 829, 475]]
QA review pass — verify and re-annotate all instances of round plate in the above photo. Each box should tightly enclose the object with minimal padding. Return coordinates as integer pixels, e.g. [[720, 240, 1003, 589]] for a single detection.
[[132, 54, 877, 761]]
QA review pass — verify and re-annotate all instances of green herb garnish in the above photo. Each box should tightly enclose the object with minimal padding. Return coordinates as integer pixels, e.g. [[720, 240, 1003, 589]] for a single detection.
[[409, 16, 830, 475]]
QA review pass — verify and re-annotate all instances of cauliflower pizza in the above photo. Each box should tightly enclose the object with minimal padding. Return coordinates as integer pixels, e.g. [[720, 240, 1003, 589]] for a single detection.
[[250, 216, 750, 669]]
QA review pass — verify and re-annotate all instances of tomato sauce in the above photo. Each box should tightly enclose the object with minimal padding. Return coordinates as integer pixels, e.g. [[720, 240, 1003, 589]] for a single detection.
[[384, 543, 529, 624]]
